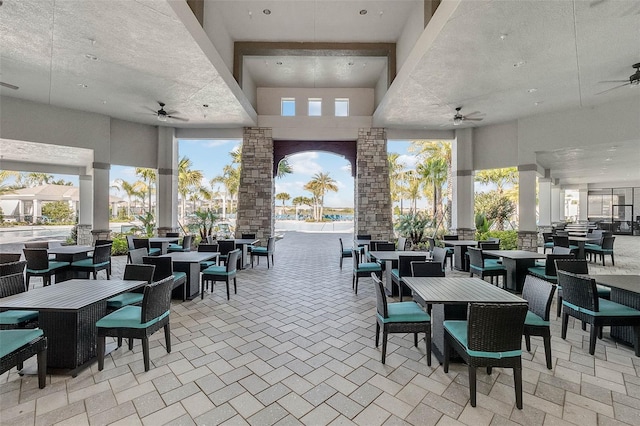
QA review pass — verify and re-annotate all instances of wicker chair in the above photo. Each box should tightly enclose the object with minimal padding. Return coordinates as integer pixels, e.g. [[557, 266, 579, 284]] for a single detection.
[[339, 238, 353, 269], [356, 234, 371, 241], [168, 235, 192, 253], [397, 236, 407, 251], [0, 265, 39, 330], [23, 248, 69, 287], [0, 329, 47, 388], [133, 238, 161, 256], [441, 236, 457, 270], [198, 243, 220, 271], [391, 254, 427, 301], [201, 249, 240, 300], [444, 302, 528, 409], [69, 244, 111, 280], [585, 236, 615, 266], [0, 253, 22, 265], [128, 247, 148, 264], [241, 233, 256, 253], [552, 235, 578, 253], [106, 264, 156, 311], [142, 256, 188, 301], [97, 276, 173, 372], [410, 261, 445, 314], [522, 275, 556, 369], [23, 241, 49, 249], [557, 271, 640, 356], [431, 247, 447, 273], [372, 273, 431, 365], [352, 248, 382, 295], [217, 240, 236, 265], [0, 259, 27, 276], [527, 253, 575, 284], [553, 259, 611, 318], [468, 247, 506, 286], [542, 232, 554, 254], [251, 237, 276, 269]]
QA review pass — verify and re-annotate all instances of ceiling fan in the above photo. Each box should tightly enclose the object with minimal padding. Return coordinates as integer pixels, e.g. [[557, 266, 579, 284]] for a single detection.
[[452, 107, 484, 126], [146, 102, 189, 122], [0, 81, 19, 90], [596, 63, 640, 95]]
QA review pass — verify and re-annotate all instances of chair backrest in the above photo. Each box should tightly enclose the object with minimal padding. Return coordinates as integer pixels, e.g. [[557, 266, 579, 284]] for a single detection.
[[0, 260, 26, 277], [141, 276, 174, 323], [369, 240, 388, 251], [142, 256, 173, 281], [398, 255, 427, 278], [352, 248, 363, 268], [542, 232, 553, 243], [0, 253, 22, 264], [92, 244, 112, 264], [356, 234, 371, 240], [554, 259, 588, 275], [557, 271, 599, 312], [206, 235, 215, 244], [0, 271, 28, 297], [601, 236, 615, 250], [479, 242, 500, 251], [375, 242, 396, 251], [166, 232, 180, 237], [410, 261, 445, 277], [226, 249, 241, 273], [23, 248, 50, 270], [555, 230, 569, 237], [339, 238, 345, 251], [218, 240, 236, 255], [24, 241, 49, 249], [443, 235, 459, 241], [241, 233, 256, 239], [126, 235, 136, 250], [431, 246, 447, 270], [198, 243, 219, 253], [522, 275, 556, 321], [486, 237, 500, 244], [467, 247, 484, 269], [123, 264, 156, 284], [427, 237, 436, 253], [181, 235, 193, 251], [466, 303, 528, 353], [128, 247, 148, 264], [544, 253, 575, 276], [552, 235, 570, 248], [132, 238, 151, 250], [371, 273, 389, 320], [397, 236, 407, 251], [552, 246, 572, 255], [266, 236, 276, 253], [94, 239, 113, 247]]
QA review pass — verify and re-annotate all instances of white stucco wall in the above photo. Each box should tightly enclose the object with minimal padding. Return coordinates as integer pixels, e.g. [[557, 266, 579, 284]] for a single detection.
[[257, 88, 374, 116], [202, 1, 235, 73]]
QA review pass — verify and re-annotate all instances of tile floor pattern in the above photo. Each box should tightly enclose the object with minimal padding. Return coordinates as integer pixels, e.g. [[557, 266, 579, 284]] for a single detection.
[[1, 232, 640, 425]]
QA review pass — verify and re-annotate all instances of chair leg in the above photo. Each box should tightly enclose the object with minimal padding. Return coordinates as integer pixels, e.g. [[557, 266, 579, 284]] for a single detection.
[[414, 333, 418, 347], [468, 365, 477, 407], [557, 293, 562, 318], [340, 256, 343, 269], [543, 330, 553, 370], [524, 333, 531, 352], [233, 277, 237, 294], [425, 330, 432, 367], [142, 337, 150, 372], [561, 313, 569, 339], [37, 346, 47, 389], [117, 337, 123, 348], [201, 277, 205, 300], [589, 326, 598, 355], [443, 339, 450, 373], [98, 336, 106, 371], [226, 279, 230, 300], [375, 322, 380, 347], [267, 256, 270, 269], [26, 273, 31, 289], [611, 253, 614, 266], [165, 323, 171, 353], [514, 367, 523, 409], [354, 276, 359, 294], [381, 329, 388, 364], [128, 338, 134, 350]]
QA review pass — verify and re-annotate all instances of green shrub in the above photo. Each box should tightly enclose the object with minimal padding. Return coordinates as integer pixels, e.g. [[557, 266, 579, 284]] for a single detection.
[[475, 230, 518, 250], [110, 234, 129, 256]]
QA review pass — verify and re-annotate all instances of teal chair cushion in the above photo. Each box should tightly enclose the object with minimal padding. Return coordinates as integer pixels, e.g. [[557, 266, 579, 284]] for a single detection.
[[525, 310, 549, 327], [203, 265, 232, 276], [444, 320, 522, 359], [597, 285, 611, 298], [252, 247, 268, 254], [527, 267, 557, 283], [473, 264, 505, 272], [0, 329, 44, 358], [200, 261, 218, 269], [27, 260, 69, 274], [544, 242, 553, 248], [563, 299, 640, 317], [584, 243, 601, 250], [378, 302, 430, 324], [390, 268, 399, 279], [148, 248, 161, 256], [96, 305, 170, 329], [0, 310, 39, 325], [173, 271, 187, 282], [356, 262, 381, 273], [168, 243, 182, 250], [342, 249, 352, 256], [484, 259, 502, 267], [107, 293, 144, 309], [71, 258, 110, 268]]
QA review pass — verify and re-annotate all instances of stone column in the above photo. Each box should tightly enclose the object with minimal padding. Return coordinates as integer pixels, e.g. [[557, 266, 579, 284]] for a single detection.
[[92, 162, 111, 241], [451, 128, 475, 239], [157, 127, 178, 237], [78, 174, 93, 245], [236, 128, 274, 241], [517, 165, 538, 251], [355, 128, 394, 241]]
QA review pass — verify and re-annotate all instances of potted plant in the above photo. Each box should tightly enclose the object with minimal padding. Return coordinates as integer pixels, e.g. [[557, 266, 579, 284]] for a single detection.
[[395, 212, 434, 248]]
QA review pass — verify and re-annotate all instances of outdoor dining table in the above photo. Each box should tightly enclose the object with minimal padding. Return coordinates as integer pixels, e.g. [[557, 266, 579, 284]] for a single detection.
[[403, 276, 525, 363], [590, 275, 640, 347], [159, 251, 219, 299], [569, 236, 601, 259], [442, 240, 478, 271], [482, 249, 546, 292], [368, 250, 432, 296], [232, 238, 260, 269], [0, 279, 145, 375], [48, 245, 94, 282]]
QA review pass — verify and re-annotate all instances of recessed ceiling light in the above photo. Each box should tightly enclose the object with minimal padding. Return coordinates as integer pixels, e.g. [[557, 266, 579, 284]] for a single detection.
[[534, 101, 543, 106], [348, 62, 354, 66], [263, 9, 271, 15], [500, 33, 508, 40], [527, 88, 537, 93], [514, 61, 526, 68], [77, 83, 88, 88], [359, 9, 367, 15], [85, 53, 98, 61], [203, 104, 209, 108], [276, 61, 283, 65]]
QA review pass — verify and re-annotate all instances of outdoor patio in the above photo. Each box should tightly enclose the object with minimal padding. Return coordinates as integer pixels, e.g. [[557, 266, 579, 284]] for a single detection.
[[1, 232, 639, 425]]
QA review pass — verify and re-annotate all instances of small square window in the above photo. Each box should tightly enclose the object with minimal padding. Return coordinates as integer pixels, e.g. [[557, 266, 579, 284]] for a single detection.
[[281, 98, 295, 116], [308, 98, 322, 116], [335, 98, 349, 117]]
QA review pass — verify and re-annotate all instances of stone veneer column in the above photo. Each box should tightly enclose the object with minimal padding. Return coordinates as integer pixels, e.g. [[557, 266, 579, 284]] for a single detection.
[[236, 128, 274, 241], [355, 128, 394, 241]]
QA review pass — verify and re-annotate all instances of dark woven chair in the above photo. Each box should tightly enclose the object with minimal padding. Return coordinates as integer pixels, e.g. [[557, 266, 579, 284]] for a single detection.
[[0, 266, 39, 330], [542, 232, 554, 254], [468, 247, 506, 286], [198, 243, 220, 271], [372, 273, 431, 365], [522, 275, 556, 369], [441, 236, 457, 270], [444, 302, 528, 409], [217, 240, 236, 265], [93, 239, 114, 274], [133, 238, 161, 256], [553, 259, 610, 318], [356, 234, 371, 240], [352, 248, 382, 295], [70, 243, 111, 280], [391, 254, 427, 301], [126, 235, 136, 251], [251, 237, 275, 269], [369, 240, 389, 251], [527, 253, 575, 283], [373, 242, 397, 271], [0, 259, 27, 277], [241, 233, 256, 253], [23, 241, 49, 249], [431, 247, 447, 273], [552, 235, 578, 253], [97, 276, 173, 372], [410, 261, 445, 314], [0, 329, 47, 388], [106, 264, 156, 311], [201, 249, 240, 300], [128, 247, 148, 264], [0, 253, 22, 264], [23, 248, 69, 288], [585, 236, 615, 266], [557, 271, 640, 356], [397, 236, 407, 251], [339, 238, 352, 269], [142, 256, 188, 301], [551, 246, 572, 255], [168, 234, 192, 253]]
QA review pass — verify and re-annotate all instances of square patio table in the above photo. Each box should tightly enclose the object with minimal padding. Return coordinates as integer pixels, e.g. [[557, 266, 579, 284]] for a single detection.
[[569, 236, 601, 259], [589, 275, 640, 347], [159, 252, 218, 299], [403, 276, 525, 363], [233, 238, 260, 269], [0, 279, 145, 375], [443, 240, 478, 271], [48, 245, 93, 282], [482, 250, 546, 292], [369, 251, 432, 296]]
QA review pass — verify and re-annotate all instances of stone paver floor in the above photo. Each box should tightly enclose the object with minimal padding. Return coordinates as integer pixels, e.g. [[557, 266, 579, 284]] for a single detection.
[[1, 232, 640, 425]]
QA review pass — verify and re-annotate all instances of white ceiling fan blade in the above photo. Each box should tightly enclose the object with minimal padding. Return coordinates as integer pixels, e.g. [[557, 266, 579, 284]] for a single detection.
[[168, 115, 189, 122], [0, 81, 19, 90], [598, 79, 629, 83], [463, 117, 483, 122], [594, 83, 630, 95], [463, 111, 484, 117], [143, 106, 157, 113]]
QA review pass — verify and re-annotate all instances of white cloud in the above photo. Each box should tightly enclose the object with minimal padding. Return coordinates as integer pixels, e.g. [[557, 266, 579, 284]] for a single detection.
[[324, 192, 354, 208], [288, 152, 323, 176], [340, 164, 352, 173], [397, 154, 418, 169]]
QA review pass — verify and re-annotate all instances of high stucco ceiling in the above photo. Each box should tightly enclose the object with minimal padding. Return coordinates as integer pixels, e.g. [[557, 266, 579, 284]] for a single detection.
[[0, 0, 639, 186]]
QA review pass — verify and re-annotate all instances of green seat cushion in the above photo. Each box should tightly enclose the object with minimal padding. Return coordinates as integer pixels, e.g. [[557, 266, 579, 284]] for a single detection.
[[252, 247, 268, 254], [390, 268, 399, 279], [107, 292, 144, 308], [569, 245, 579, 250], [444, 320, 521, 359], [202, 265, 231, 276], [527, 267, 557, 283], [173, 271, 187, 282], [0, 329, 44, 358], [96, 305, 170, 329], [584, 243, 601, 250], [378, 302, 430, 324], [71, 258, 110, 268], [342, 249, 353, 256], [544, 242, 553, 248], [148, 248, 161, 256], [168, 243, 182, 250], [200, 261, 218, 269], [525, 310, 549, 327], [356, 262, 381, 273], [484, 259, 502, 267], [472, 264, 505, 272], [0, 310, 39, 325], [597, 285, 611, 298], [27, 260, 69, 274], [563, 299, 640, 317]]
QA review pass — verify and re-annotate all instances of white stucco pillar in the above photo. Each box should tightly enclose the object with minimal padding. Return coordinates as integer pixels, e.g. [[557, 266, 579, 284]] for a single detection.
[[157, 127, 178, 235], [551, 186, 561, 223], [579, 186, 588, 221], [518, 166, 537, 232], [79, 175, 93, 225], [32, 199, 39, 223], [559, 189, 566, 221], [451, 128, 474, 239], [92, 163, 111, 232], [538, 178, 552, 227]]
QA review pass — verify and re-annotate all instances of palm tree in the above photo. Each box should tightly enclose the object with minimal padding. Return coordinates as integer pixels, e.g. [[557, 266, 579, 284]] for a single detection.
[[135, 168, 157, 213], [306, 172, 338, 220], [177, 156, 204, 222], [418, 157, 448, 226], [112, 179, 143, 217], [388, 152, 406, 213], [25, 172, 53, 187], [212, 164, 240, 217], [276, 159, 293, 178], [410, 141, 452, 224], [0, 170, 19, 195], [404, 170, 422, 214], [292, 196, 313, 220], [275, 192, 290, 215], [475, 167, 518, 196]]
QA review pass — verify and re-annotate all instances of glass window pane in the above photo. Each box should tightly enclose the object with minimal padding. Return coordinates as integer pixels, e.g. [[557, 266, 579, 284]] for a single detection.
[[281, 98, 295, 116], [308, 98, 322, 116], [335, 98, 349, 117]]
